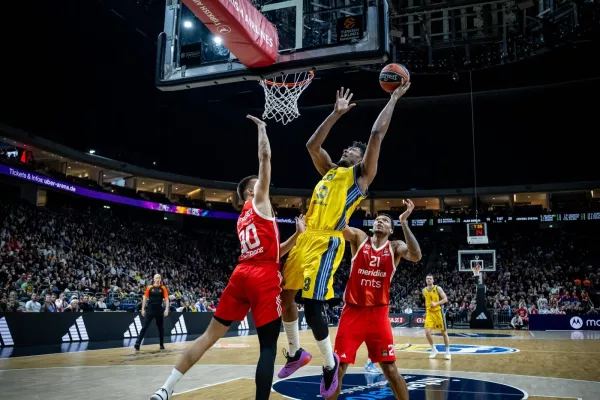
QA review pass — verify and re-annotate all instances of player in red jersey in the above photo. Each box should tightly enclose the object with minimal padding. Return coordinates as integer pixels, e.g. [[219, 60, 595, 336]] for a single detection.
[[327, 200, 422, 400], [150, 115, 305, 400]]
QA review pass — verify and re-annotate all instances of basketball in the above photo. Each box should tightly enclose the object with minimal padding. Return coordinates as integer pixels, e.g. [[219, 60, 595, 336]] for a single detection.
[[379, 63, 410, 93]]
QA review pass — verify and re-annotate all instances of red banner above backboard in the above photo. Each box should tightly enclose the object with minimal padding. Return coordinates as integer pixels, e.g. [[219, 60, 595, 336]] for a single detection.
[[182, 0, 279, 68]]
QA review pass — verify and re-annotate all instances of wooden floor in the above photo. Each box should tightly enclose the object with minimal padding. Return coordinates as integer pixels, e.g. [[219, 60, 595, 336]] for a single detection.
[[1, 327, 599, 399]]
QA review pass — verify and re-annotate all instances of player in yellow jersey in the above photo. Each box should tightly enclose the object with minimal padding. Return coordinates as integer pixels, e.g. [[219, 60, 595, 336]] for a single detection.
[[278, 82, 411, 398], [423, 273, 451, 360]]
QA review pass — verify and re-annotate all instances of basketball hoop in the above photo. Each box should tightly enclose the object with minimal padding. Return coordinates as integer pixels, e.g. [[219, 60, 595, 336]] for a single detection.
[[259, 71, 314, 125], [471, 265, 481, 277]]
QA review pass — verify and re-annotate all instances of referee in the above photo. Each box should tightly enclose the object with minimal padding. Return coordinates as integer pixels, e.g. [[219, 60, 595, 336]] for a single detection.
[[135, 274, 170, 350]]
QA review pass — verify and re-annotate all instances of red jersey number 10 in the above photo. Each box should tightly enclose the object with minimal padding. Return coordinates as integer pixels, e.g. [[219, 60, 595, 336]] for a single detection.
[[239, 223, 261, 253]]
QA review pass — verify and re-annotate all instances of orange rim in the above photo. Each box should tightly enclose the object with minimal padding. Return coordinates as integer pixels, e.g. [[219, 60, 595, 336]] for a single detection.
[[264, 71, 315, 87]]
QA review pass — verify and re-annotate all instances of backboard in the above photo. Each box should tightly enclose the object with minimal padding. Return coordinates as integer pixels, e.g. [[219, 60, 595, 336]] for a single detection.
[[156, 0, 390, 91], [458, 250, 496, 273]]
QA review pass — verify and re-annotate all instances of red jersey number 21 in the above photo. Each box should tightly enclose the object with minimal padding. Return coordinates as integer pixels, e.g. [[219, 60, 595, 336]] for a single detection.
[[240, 223, 261, 253]]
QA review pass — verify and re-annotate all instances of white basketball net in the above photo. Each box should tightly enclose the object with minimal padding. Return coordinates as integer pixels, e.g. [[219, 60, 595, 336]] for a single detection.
[[472, 265, 482, 277], [259, 71, 314, 125]]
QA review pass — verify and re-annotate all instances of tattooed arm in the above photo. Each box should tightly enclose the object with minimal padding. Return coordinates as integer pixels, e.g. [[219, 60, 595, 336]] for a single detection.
[[393, 199, 422, 264]]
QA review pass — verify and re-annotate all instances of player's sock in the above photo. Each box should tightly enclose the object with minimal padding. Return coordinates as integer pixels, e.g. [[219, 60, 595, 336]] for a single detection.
[[163, 368, 183, 393], [316, 336, 335, 368], [429, 345, 438, 359], [445, 347, 450, 354], [283, 319, 300, 355]]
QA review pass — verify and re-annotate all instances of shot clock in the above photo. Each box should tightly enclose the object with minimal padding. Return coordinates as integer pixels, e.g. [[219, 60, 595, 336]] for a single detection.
[[467, 222, 488, 244]]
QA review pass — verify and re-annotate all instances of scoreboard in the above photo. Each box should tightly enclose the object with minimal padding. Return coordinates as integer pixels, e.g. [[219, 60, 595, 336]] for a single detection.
[[467, 222, 488, 244]]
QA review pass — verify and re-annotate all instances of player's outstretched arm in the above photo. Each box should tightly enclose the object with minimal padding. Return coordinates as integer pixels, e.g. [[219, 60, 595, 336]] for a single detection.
[[280, 215, 306, 256], [358, 82, 411, 191], [343, 226, 367, 259], [306, 88, 355, 176], [247, 115, 272, 217], [393, 199, 422, 263]]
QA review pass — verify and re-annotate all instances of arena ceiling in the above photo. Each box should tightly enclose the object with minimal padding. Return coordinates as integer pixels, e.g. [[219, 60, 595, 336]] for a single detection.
[[0, 0, 598, 191]]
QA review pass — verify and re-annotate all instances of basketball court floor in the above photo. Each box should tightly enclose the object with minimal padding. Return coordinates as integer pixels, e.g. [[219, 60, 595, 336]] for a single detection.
[[1, 327, 598, 399]]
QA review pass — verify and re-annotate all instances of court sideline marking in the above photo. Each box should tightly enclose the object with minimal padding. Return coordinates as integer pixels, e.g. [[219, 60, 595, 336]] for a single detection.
[[173, 377, 245, 396]]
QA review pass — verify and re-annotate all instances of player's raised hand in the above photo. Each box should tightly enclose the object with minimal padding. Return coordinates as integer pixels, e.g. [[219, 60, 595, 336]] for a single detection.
[[399, 199, 414, 223], [247, 114, 267, 128], [333, 87, 356, 115], [295, 214, 306, 235], [391, 81, 411, 101]]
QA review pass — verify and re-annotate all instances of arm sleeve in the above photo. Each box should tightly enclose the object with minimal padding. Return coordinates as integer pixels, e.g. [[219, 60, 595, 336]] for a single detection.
[[162, 286, 169, 299], [144, 286, 151, 297]]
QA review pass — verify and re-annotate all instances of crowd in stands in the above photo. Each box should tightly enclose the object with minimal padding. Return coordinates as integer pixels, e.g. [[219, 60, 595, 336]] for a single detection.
[[0, 200, 237, 313], [2, 148, 599, 326], [405, 227, 599, 328], [2, 195, 598, 329]]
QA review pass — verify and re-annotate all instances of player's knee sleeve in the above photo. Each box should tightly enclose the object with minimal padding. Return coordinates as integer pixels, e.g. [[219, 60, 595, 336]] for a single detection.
[[304, 300, 329, 341]]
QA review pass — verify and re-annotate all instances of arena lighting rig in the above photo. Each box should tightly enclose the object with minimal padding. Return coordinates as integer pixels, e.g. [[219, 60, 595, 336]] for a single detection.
[[386, 0, 586, 73]]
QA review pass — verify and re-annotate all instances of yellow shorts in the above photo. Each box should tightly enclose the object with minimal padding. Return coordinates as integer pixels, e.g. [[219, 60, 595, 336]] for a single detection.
[[424, 310, 447, 331], [282, 230, 344, 301]]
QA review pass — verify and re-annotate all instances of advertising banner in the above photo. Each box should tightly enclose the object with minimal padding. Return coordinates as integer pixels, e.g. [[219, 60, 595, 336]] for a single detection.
[[0, 312, 241, 347], [529, 314, 600, 331], [388, 313, 411, 327], [0, 164, 304, 224], [411, 314, 425, 328], [4, 163, 600, 227], [0, 313, 80, 347]]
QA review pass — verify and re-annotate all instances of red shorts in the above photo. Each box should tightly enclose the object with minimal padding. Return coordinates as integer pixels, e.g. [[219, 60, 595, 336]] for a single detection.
[[334, 304, 395, 364], [214, 263, 282, 328]]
